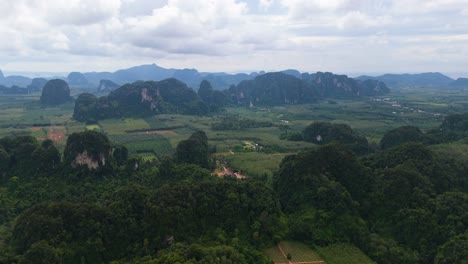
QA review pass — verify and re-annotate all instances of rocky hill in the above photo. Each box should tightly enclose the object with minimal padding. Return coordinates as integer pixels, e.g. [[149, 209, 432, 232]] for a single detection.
[[40, 79, 71, 105], [74, 78, 207, 122], [229, 72, 389, 107], [97, 79, 120, 93], [67, 72, 88, 86], [229, 72, 317, 106]]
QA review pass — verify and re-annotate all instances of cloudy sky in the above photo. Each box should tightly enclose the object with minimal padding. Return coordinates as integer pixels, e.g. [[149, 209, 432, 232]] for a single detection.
[[1, 0, 468, 77]]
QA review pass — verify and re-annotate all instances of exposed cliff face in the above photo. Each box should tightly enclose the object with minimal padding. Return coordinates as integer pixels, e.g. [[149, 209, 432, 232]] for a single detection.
[[97, 79, 120, 93], [64, 130, 114, 171], [72, 151, 106, 170], [302, 72, 389, 98]]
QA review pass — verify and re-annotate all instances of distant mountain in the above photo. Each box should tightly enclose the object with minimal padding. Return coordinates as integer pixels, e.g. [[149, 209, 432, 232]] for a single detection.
[[27, 78, 48, 92], [82, 64, 256, 90], [200, 72, 257, 90], [449, 78, 468, 88], [280, 69, 302, 78], [0, 85, 28, 94], [355, 72, 454, 88], [67, 72, 88, 86], [97, 79, 120, 93], [304, 72, 389, 98], [0, 75, 32, 87], [229, 72, 316, 106], [229, 72, 389, 107]]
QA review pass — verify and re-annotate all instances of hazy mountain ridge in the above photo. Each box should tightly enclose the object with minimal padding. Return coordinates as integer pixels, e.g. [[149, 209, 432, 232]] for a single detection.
[[1, 64, 465, 91], [356, 72, 455, 88], [449, 77, 468, 88]]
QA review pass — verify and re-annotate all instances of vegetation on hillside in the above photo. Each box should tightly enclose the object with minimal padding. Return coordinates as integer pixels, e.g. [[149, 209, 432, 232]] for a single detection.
[[1, 82, 468, 264], [40, 79, 71, 105]]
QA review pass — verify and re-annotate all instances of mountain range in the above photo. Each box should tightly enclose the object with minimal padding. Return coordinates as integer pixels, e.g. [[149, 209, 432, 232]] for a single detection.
[[2, 65, 468, 91], [355, 72, 457, 88]]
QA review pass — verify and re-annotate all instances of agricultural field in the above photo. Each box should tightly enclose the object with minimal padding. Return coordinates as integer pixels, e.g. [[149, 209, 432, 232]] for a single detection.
[[264, 241, 324, 264], [316, 243, 375, 264], [137, 152, 158, 163], [0, 87, 467, 178], [108, 133, 174, 158]]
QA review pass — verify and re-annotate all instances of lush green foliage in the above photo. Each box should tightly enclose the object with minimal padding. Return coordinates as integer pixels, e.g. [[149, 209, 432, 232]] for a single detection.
[[73, 93, 98, 122], [73, 79, 209, 122], [63, 130, 115, 173], [2, 86, 468, 264], [229, 72, 317, 106], [211, 115, 272, 131], [303, 122, 369, 155], [380, 125, 426, 149], [176, 131, 210, 169], [198, 80, 227, 112]]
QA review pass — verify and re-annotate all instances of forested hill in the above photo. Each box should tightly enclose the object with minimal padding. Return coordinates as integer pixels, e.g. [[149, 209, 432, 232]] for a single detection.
[[229, 72, 389, 106], [73, 78, 208, 122], [1, 115, 467, 263], [74, 73, 389, 121]]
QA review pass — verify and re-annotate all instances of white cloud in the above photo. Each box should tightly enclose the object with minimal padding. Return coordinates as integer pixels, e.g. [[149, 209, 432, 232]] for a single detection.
[[0, 0, 468, 75], [259, 0, 274, 10]]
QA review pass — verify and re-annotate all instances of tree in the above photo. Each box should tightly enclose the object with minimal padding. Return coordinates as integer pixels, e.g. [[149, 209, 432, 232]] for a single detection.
[[73, 93, 98, 122], [19, 241, 62, 264], [380, 126, 425, 150], [0, 146, 10, 182], [303, 122, 369, 155], [176, 131, 210, 169], [434, 232, 468, 264], [112, 145, 128, 166]]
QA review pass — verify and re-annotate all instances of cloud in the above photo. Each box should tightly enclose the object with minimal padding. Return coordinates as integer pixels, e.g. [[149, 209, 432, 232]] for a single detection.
[[259, 0, 274, 10], [0, 0, 468, 74]]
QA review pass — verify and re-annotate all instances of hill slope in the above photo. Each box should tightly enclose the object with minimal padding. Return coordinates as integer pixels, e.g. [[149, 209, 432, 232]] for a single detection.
[[356, 72, 453, 88]]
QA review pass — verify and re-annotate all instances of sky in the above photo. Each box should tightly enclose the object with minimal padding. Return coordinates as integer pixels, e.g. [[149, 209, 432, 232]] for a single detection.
[[1, 0, 468, 77]]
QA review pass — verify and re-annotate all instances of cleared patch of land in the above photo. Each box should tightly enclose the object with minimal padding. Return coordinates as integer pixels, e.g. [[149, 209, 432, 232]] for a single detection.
[[316, 243, 375, 264], [264, 241, 324, 264]]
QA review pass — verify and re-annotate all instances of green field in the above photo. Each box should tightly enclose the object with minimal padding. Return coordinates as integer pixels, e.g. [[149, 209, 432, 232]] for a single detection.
[[264, 241, 324, 263], [85, 124, 102, 131], [0, 87, 467, 179], [316, 243, 375, 264]]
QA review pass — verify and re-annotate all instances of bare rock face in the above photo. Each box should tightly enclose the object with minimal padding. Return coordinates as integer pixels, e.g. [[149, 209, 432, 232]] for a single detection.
[[64, 130, 114, 171], [72, 151, 107, 170], [40, 79, 71, 105], [97, 79, 119, 92]]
